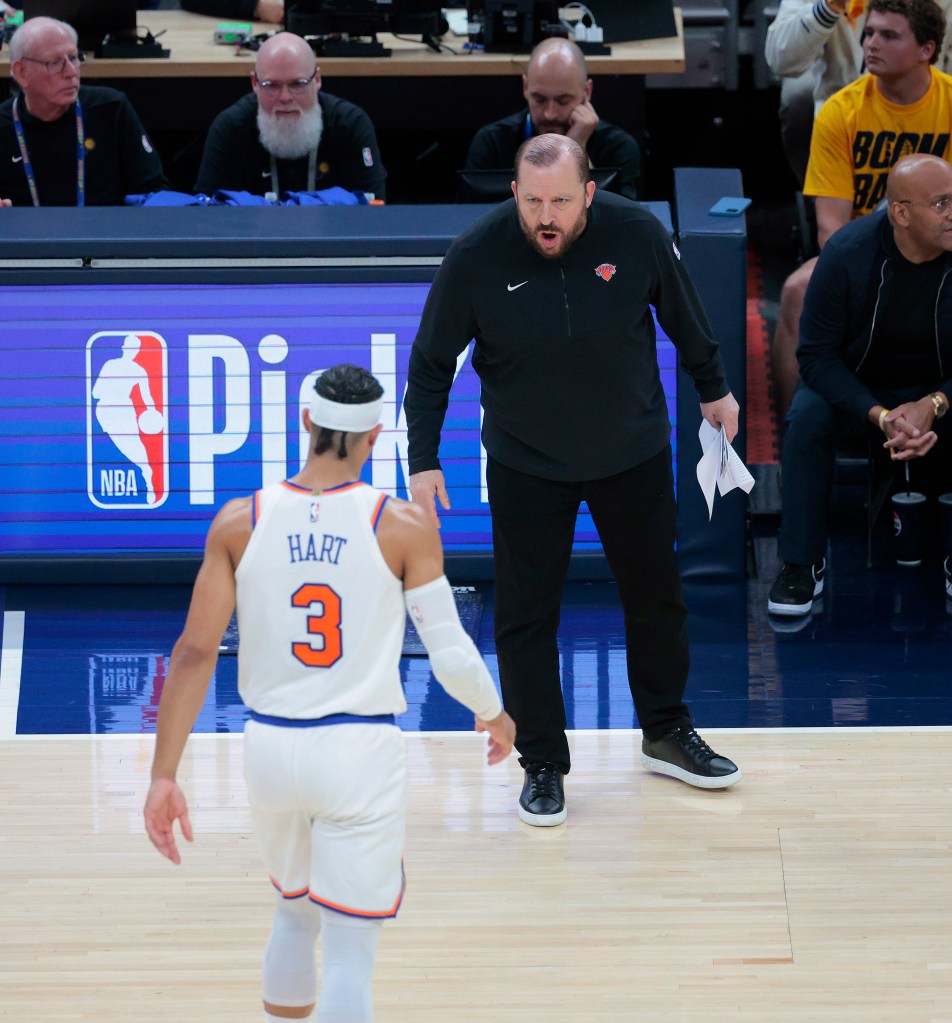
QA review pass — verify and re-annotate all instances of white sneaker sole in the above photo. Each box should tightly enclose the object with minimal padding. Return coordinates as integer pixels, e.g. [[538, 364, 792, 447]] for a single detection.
[[641, 753, 742, 790], [767, 598, 813, 616], [768, 577, 824, 617], [518, 804, 567, 827], [768, 615, 815, 635]]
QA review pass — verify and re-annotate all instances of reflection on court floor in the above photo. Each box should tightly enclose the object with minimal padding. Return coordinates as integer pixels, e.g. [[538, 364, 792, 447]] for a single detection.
[[4, 531, 952, 737]]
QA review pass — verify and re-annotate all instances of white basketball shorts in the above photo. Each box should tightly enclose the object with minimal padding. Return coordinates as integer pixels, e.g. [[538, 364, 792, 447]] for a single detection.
[[243, 719, 407, 918]]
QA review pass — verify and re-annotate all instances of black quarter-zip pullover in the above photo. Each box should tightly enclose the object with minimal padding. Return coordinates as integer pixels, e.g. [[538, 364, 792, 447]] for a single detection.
[[406, 190, 728, 481]]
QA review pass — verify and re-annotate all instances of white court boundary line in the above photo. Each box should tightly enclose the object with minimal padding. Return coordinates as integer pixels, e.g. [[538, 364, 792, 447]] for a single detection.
[[8, 724, 952, 742], [0, 611, 25, 741]]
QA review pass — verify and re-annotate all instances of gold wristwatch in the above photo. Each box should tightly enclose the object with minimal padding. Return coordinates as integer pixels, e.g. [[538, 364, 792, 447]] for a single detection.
[[929, 392, 948, 419]]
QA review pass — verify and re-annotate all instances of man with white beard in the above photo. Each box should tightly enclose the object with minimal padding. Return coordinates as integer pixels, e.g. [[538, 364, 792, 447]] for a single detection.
[[195, 32, 386, 199]]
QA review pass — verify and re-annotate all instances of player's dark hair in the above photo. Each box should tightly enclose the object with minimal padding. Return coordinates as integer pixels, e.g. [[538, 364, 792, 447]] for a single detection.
[[312, 364, 384, 459], [867, 0, 945, 63]]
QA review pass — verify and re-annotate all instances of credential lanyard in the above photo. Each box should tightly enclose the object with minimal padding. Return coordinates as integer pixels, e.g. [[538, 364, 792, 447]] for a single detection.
[[12, 95, 85, 208], [269, 148, 317, 197]]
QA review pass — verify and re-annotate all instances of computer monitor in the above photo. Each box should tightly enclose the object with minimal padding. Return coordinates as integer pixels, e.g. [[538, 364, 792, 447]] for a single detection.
[[21, 0, 137, 56], [586, 0, 676, 42], [286, 0, 443, 39], [457, 166, 620, 203]]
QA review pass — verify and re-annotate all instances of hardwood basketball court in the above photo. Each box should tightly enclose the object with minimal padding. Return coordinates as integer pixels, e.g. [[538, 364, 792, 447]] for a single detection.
[[3, 728, 950, 1022]]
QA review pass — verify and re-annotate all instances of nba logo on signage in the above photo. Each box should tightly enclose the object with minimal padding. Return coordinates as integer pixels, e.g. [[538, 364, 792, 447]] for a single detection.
[[85, 331, 169, 509]]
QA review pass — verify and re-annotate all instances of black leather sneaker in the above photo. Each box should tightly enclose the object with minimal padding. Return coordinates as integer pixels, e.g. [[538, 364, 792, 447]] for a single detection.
[[518, 762, 567, 826], [641, 727, 741, 789], [768, 558, 825, 616]]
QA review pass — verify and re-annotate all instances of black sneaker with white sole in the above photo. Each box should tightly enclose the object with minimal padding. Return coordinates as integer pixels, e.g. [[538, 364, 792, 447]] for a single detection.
[[518, 762, 567, 826], [768, 558, 826, 616], [641, 727, 741, 789]]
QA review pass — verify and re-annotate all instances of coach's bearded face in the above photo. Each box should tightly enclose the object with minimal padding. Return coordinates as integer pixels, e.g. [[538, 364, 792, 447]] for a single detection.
[[512, 148, 596, 260]]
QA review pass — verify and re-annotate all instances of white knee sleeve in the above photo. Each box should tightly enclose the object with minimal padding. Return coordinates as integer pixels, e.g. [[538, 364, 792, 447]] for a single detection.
[[317, 910, 382, 1023], [404, 576, 502, 721], [261, 895, 322, 1009]]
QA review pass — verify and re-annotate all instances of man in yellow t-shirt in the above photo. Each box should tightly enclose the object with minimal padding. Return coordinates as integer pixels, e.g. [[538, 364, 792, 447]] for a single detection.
[[773, 0, 951, 422], [764, 0, 952, 188], [806, 52, 952, 213]]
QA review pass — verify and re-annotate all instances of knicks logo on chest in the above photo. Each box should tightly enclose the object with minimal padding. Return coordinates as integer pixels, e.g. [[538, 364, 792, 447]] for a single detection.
[[594, 263, 617, 282]]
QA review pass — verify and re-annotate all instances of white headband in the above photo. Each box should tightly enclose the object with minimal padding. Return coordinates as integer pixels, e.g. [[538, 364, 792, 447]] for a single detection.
[[309, 392, 383, 432]]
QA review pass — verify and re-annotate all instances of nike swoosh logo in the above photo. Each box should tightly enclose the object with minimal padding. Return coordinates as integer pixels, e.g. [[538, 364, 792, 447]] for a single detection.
[[12, 156, 23, 163], [507, 281, 528, 292]]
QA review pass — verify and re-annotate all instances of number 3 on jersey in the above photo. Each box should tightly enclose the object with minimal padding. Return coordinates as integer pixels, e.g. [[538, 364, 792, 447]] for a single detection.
[[291, 583, 343, 668]]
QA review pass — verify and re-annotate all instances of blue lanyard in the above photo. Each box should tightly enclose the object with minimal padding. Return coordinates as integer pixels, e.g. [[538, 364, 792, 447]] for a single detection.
[[524, 112, 532, 140], [11, 95, 85, 208]]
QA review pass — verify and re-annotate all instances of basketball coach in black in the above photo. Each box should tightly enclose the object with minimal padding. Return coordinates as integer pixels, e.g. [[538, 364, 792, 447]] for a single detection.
[[405, 134, 742, 828]]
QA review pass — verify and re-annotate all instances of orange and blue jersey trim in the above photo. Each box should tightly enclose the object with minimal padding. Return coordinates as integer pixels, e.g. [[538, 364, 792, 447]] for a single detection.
[[323, 481, 366, 494], [370, 493, 388, 532], [270, 864, 406, 920], [280, 480, 311, 494], [280, 479, 366, 495], [308, 883, 404, 920], [270, 878, 309, 899], [249, 711, 396, 728], [251, 489, 262, 528]]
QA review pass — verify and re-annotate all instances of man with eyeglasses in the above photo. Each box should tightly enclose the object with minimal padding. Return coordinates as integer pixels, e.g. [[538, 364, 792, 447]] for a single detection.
[[771, 0, 952, 425], [195, 31, 386, 200], [769, 153, 952, 617], [0, 16, 167, 207]]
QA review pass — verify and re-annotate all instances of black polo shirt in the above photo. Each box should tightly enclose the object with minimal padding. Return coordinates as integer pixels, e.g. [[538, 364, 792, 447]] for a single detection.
[[194, 91, 387, 199], [0, 85, 167, 206]]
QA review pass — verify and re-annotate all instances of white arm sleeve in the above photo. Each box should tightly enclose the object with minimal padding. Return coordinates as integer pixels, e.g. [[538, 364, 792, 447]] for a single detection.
[[404, 576, 503, 722]]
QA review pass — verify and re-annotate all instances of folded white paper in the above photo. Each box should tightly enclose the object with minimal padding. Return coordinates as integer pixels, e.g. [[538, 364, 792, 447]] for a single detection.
[[696, 420, 755, 520]]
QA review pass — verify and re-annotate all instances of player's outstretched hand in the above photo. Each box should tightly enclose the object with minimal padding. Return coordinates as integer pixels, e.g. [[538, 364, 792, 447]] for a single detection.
[[475, 710, 516, 765], [144, 778, 194, 865]]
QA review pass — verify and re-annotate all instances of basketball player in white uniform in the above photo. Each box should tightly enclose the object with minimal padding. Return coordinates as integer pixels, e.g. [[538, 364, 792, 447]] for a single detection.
[[145, 364, 515, 1023]]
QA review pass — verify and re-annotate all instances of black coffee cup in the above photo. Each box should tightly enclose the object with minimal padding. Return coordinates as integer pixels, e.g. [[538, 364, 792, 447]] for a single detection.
[[891, 491, 927, 566]]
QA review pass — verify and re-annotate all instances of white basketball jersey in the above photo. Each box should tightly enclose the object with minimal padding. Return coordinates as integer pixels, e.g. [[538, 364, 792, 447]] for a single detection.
[[235, 480, 407, 718]]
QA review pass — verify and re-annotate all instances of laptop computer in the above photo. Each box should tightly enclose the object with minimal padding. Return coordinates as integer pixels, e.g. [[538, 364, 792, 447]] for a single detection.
[[22, 0, 138, 56], [591, 0, 677, 43], [457, 166, 621, 203]]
